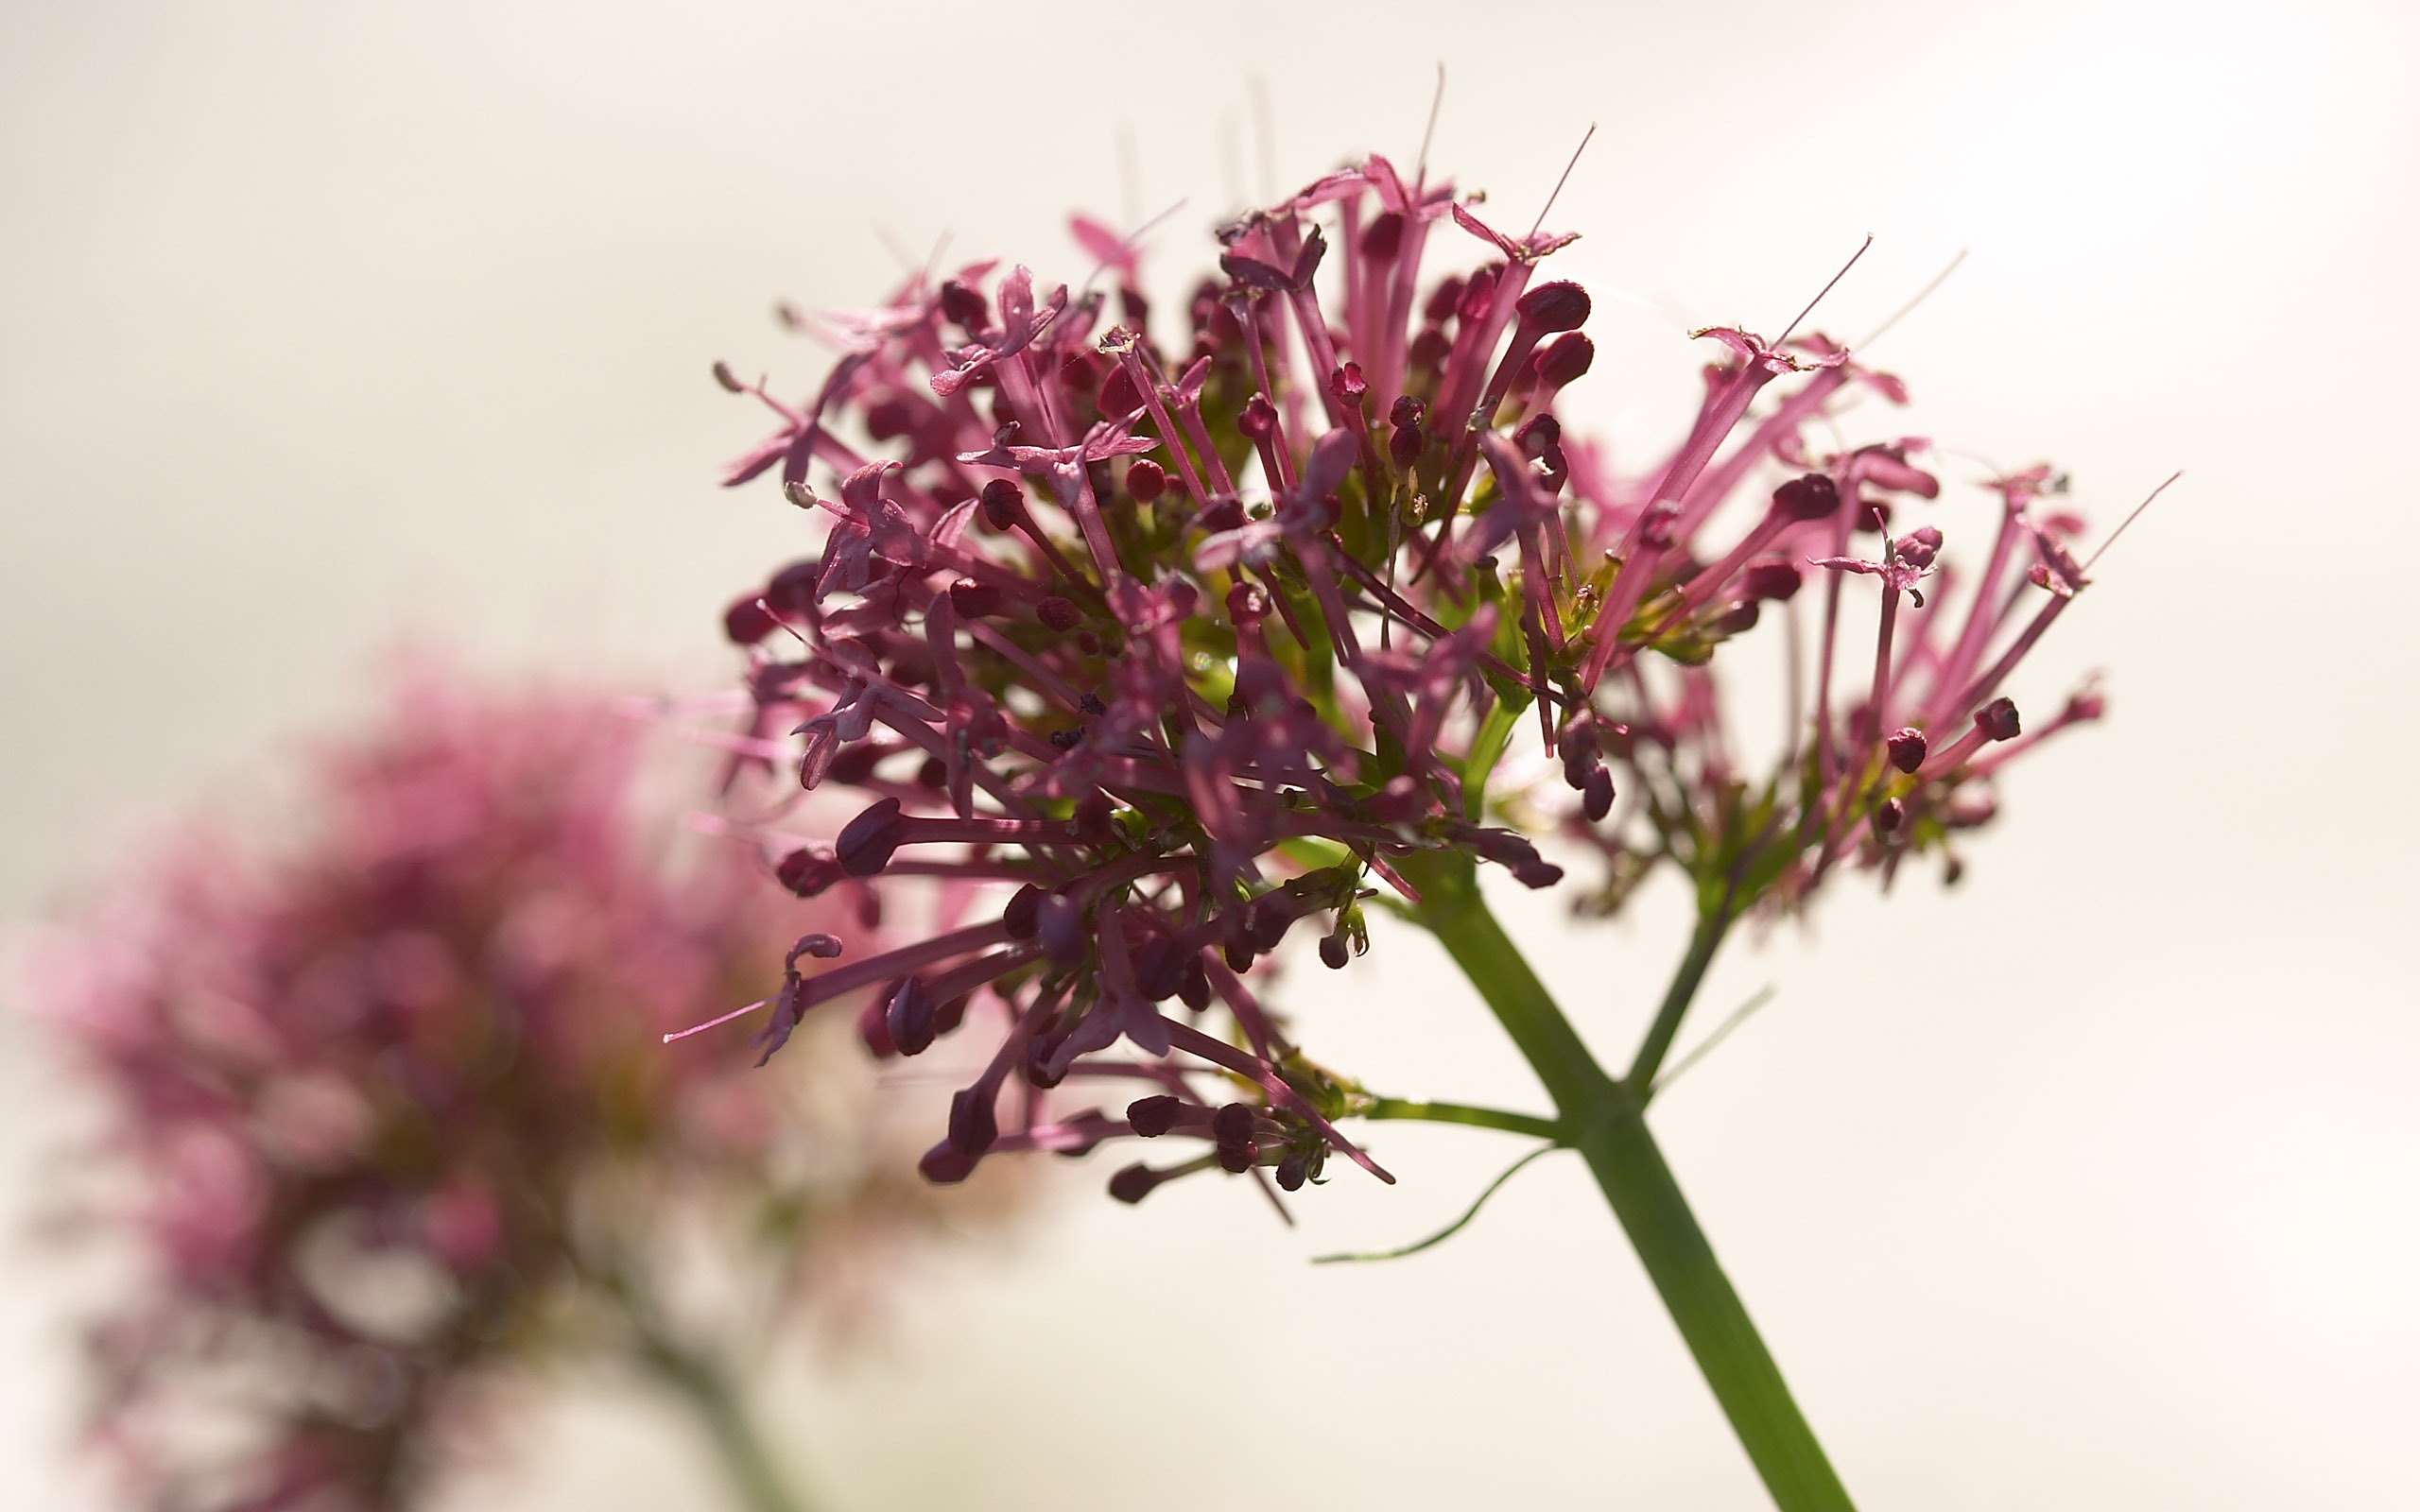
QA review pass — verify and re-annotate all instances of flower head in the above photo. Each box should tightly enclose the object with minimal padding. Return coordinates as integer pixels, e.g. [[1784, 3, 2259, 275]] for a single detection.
[[703, 148, 2117, 1205], [33, 665, 995, 1512]]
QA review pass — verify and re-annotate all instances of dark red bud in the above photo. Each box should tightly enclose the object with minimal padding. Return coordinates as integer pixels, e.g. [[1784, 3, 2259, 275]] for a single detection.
[[1076, 630, 1102, 657], [1515, 280, 1591, 332], [1319, 935, 1349, 970], [775, 849, 845, 898], [766, 558, 821, 618], [1886, 728, 1928, 773], [1893, 525, 1943, 571], [1275, 1152, 1311, 1192], [1360, 212, 1405, 259], [978, 477, 1024, 530], [1423, 275, 1466, 323], [1179, 956, 1212, 1012], [1407, 327, 1451, 372], [886, 977, 937, 1057], [947, 578, 1005, 618], [1001, 883, 1044, 940], [1127, 1095, 1183, 1137], [938, 279, 988, 330], [1328, 362, 1369, 405], [865, 398, 913, 442], [1107, 1163, 1161, 1204], [1238, 394, 1278, 440], [1583, 766, 1616, 822], [1534, 332, 1595, 388], [723, 594, 778, 645], [1975, 697, 2023, 742], [835, 797, 905, 876], [1741, 557, 1804, 602], [1774, 472, 1841, 521], [1124, 457, 1166, 503], [948, 1086, 998, 1156], [919, 1141, 979, 1185], [1037, 596, 1081, 632], [712, 360, 746, 393], [1875, 797, 1906, 833], [1711, 599, 1762, 638]]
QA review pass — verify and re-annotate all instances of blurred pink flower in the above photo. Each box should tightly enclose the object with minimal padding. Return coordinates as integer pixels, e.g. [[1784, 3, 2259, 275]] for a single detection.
[[34, 663, 1001, 1512]]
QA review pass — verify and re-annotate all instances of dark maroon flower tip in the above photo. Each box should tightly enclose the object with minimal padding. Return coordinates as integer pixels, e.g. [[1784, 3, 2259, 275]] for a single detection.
[[1329, 362, 1369, 405], [1238, 394, 1279, 441], [1886, 728, 1928, 774], [1711, 600, 1761, 638], [947, 1086, 998, 1156], [1035, 892, 1088, 970], [885, 976, 938, 1057], [1127, 1094, 1183, 1137], [1875, 797, 1906, 833], [1534, 332, 1595, 388], [1515, 280, 1591, 333], [836, 797, 906, 877], [1001, 883, 1044, 939], [723, 594, 779, 645], [1893, 525, 1944, 571], [1974, 696, 2022, 742], [1741, 557, 1804, 603], [1124, 457, 1167, 504], [920, 1140, 980, 1185], [938, 279, 988, 331], [1583, 767, 1616, 822], [775, 848, 846, 899], [1275, 1151, 1312, 1191], [1037, 596, 1082, 632], [1774, 472, 1841, 522], [1456, 266, 1499, 323], [978, 477, 1024, 531], [948, 578, 1006, 619], [1359, 211, 1405, 258], [1107, 1162, 1162, 1204], [766, 558, 822, 618], [1319, 934, 1349, 971]]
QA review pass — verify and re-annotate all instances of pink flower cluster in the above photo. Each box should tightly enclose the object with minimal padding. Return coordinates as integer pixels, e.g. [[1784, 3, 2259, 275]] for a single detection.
[[38, 670, 972, 1512], [706, 150, 2111, 1206]]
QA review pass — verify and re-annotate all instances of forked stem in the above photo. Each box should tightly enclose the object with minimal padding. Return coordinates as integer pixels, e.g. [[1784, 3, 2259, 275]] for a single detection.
[[1395, 850, 1856, 1512]]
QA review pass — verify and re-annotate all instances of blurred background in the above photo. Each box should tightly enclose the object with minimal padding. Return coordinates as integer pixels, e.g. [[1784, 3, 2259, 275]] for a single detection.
[[4, 0, 2414, 1507]]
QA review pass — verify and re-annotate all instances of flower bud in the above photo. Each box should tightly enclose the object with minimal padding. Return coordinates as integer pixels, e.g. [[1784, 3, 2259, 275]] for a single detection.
[[885, 976, 937, 1057], [1886, 728, 1928, 774], [1773, 472, 1841, 521], [947, 578, 1005, 618], [1107, 1162, 1163, 1204], [1124, 457, 1166, 503], [1037, 596, 1082, 632], [724, 594, 778, 644], [1974, 697, 2022, 742], [1875, 797, 1906, 833], [835, 797, 905, 876], [1319, 934, 1349, 970], [1533, 331, 1595, 388], [1741, 558, 1803, 602], [1126, 1094, 1183, 1137], [948, 1086, 998, 1156], [1515, 280, 1591, 333], [919, 1141, 979, 1185], [775, 848, 845, 898], [978, 477, 1024, 530], [1359, 212, 1405, 258], [1583, 766, 1616, 822]]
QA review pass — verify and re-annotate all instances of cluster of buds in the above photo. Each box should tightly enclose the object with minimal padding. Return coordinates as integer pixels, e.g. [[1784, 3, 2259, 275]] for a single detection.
[[35, 670, 986, 1512], [704, 149, 2111, 1207]]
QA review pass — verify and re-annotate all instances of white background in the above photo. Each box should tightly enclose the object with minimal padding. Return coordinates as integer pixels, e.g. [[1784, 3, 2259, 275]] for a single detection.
[[4, 1, 2415, 1507]]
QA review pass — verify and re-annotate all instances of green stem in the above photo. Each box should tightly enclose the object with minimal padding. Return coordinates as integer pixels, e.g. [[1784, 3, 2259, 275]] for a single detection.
[[1362, 1096, 1565, 1143], [1626, 902, 1733, 1096], [639, 1335, 810, 1512], [1396, 850, 1855, 1512]]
